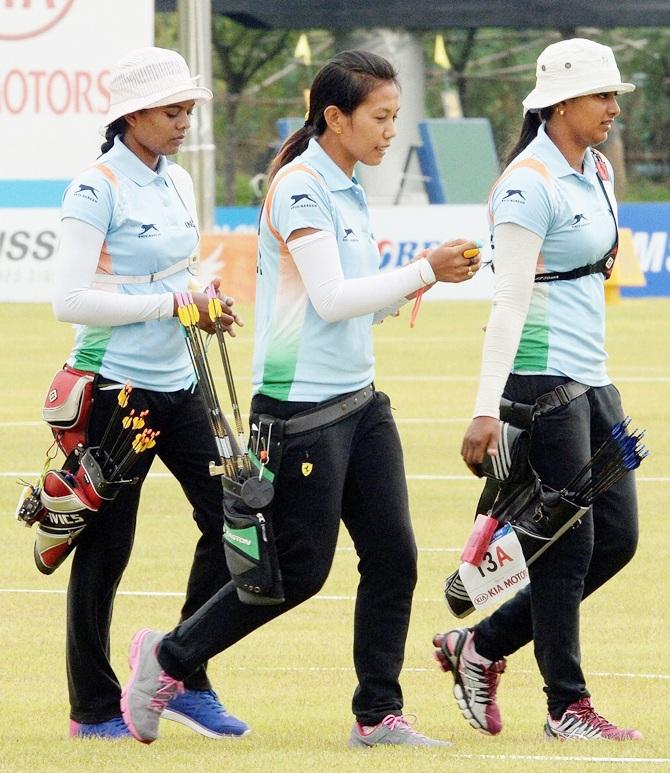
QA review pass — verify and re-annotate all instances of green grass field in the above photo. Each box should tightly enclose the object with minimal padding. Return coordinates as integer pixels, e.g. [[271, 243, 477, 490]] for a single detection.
[[1, 299, 668, 772]]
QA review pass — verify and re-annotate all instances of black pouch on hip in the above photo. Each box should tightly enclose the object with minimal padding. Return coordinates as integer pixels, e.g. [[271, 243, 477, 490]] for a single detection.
[[222, 414, 285, 605]]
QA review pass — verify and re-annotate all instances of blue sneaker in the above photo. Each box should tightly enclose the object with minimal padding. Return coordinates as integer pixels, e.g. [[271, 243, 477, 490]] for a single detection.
[[163, 689, 250, 739], [69, 716, 132, 739]]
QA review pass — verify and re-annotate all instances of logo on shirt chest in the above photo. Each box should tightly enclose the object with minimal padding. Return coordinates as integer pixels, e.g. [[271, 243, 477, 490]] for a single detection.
[[290, 193, 317, 208], [501, 189, 526, 204], [138, 223, 161, 238], [184, 219, 196, 229], [342, 228, 358, 242], [570, 213, 590, 229]]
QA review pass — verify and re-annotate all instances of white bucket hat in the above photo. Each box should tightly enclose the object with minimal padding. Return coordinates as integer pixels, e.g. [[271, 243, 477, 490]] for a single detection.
[[101, 46, 213, 131], [523, 38, 634, 114]]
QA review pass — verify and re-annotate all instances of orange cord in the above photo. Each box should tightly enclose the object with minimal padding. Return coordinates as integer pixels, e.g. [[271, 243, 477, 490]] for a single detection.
[[409, 288, 425, 328]]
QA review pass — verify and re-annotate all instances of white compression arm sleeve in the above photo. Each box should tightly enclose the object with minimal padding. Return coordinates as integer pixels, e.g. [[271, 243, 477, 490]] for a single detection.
[[52, 218, 174, 326], [288, 230, 435, 323], [472, 223, 543, 418], [372, 297, 410, 325]]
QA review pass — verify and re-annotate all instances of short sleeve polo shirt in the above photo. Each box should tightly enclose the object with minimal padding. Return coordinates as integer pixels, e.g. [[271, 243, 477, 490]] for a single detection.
[[253, 138, 381, 402], [60, 136, 199, 391], [489, 123, 617, 386]]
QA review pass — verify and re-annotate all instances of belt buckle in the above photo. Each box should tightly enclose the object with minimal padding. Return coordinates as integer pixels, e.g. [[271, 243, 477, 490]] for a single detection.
[[554, 383, 570, 405]]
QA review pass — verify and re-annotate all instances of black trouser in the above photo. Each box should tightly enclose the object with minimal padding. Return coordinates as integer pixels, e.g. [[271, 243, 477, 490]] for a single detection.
[[67, 383, 232, 724], [159, 389, 418, 725], [473, 376, 639, 719]]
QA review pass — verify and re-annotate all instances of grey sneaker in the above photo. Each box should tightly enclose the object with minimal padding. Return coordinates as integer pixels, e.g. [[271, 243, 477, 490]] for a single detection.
[[348, 714, 451, 748], [121, 629, 183, 744], [433, 628, 505, 735]]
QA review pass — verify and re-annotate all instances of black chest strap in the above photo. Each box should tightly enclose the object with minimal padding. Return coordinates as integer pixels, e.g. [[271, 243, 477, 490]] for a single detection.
[[534, 149, 618, 284]]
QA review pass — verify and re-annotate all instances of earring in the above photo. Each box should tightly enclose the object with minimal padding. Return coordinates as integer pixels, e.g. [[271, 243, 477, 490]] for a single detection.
[[335, 127, 342, 135], [559, 109, 565, 116]]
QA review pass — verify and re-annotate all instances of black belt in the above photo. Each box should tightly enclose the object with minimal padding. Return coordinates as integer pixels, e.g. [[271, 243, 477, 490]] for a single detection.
[[500, 380, 590, 430], [283, 385, 374, 437], [534, 380, 590, 414]]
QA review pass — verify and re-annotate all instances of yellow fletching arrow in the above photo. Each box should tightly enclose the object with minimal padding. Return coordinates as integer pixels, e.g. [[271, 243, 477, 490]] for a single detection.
[[187, 296, 200, 325], [177, 305, 191, 327]]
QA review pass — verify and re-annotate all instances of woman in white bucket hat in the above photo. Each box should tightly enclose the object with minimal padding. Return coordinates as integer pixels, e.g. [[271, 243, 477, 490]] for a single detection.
[[434, 39, 644, 741], [51, 47, 248, 740]]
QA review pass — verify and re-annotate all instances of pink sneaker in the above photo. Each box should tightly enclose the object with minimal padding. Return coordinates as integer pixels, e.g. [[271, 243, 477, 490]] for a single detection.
[[433, 628, 506, 735], [545, 697, 643, 741]]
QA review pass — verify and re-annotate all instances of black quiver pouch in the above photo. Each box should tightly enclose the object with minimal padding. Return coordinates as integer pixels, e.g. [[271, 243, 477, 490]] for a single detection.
[[444, 476, 588, 618], [222, 415, 285, 605]]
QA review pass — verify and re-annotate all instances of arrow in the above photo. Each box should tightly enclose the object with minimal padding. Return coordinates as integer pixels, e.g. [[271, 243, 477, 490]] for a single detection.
[[98, 383, 132, 453]]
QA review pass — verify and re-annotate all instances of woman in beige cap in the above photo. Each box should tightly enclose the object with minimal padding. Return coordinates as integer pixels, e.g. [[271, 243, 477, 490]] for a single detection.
[[434, 38, 643, 741], [52, 47, 247, 740]]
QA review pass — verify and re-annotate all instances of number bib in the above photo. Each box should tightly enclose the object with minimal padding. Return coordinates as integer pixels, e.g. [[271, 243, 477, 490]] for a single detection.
[[458, 524, 529, 611]]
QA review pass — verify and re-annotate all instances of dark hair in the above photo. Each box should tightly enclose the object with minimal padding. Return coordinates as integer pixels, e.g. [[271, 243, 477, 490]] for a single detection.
[[504, 106, 555, 166], [267, 49, 398, 182], [100, 117, 127, 155]]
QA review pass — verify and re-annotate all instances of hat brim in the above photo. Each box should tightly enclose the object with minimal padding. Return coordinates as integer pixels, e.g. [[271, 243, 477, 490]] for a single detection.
[[523, 81, 635, 113], [99, 83, 213, 135]]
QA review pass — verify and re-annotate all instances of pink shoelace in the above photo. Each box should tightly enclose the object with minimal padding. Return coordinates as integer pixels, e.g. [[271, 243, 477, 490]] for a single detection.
[[379, 713, 428, 738], [148, 672, 184, 714]]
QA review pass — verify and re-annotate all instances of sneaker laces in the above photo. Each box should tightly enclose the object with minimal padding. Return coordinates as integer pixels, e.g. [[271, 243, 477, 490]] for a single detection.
[[148, 672, 184, 713], [483, 660, 506, 703], [199, 689, 228, 714], [567, 698, 627, 735], [380, 713, 429, 739], [464, 658, 505, 704]]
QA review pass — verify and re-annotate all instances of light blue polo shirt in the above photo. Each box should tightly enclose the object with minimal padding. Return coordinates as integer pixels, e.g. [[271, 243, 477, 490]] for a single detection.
[[253, 138, 379, 401], [60, 135, 198, 391], [490, 123, 617, 386]]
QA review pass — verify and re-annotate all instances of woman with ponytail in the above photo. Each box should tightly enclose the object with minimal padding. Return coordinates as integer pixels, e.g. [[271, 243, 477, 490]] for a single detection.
[[435, 38, 642, 742], [121, 49, 481, 748], [52, 47, 248, 740]]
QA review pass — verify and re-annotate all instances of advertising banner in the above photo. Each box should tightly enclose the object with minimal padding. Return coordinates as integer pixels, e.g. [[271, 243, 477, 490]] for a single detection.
[[620, 203, 670, 298], [0, 0, 154, 298], [209, 203, 670, 303]]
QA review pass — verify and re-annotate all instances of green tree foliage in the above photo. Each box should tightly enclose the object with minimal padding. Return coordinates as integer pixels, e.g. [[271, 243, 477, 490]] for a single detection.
[[156, 14, 668, 203]]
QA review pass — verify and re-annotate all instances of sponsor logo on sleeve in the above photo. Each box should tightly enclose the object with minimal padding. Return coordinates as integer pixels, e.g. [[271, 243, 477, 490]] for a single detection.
[[73, 184, 99, 202], [290, 193, 317, 208], [501, 189, 526, 204]]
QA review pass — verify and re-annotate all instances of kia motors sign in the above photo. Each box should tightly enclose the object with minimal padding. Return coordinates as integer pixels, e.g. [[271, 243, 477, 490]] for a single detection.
[[0, 0, 75, 41], [0, 0, 153, 301]]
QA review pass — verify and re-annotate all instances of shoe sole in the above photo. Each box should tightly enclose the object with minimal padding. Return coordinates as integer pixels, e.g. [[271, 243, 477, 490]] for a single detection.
[[121, 628, 157, 745], [433, 632, 496, 736], [162, 708, 251, 740]]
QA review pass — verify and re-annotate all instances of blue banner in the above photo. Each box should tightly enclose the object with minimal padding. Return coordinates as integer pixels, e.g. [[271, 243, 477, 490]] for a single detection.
[[619, 203, 670, 297]]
